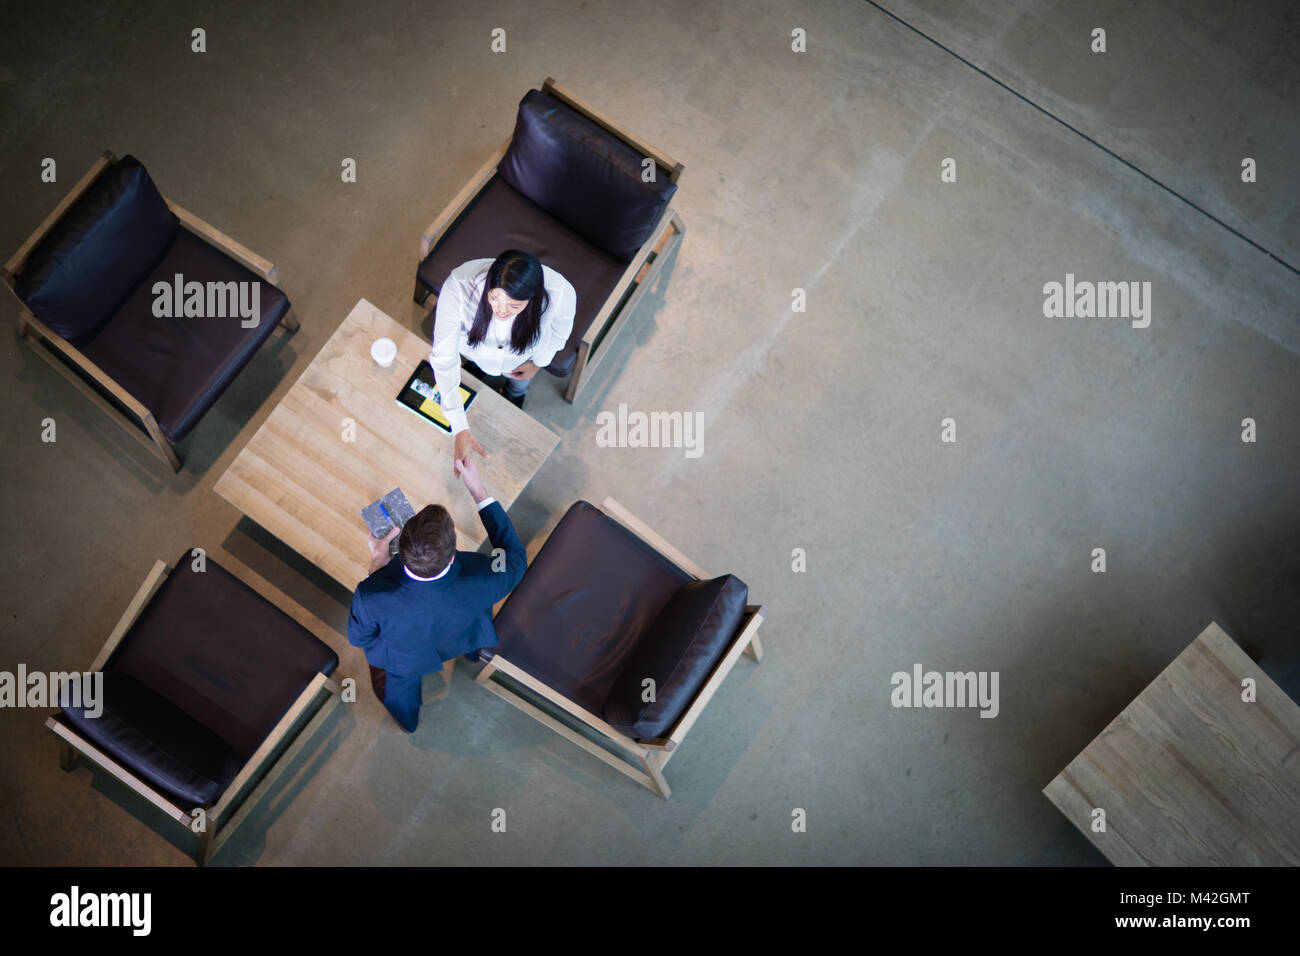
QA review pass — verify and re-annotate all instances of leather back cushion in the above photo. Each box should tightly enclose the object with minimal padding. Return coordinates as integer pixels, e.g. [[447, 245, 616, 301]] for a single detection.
[[600, 574, 749, 738], [14, 155, 178, 341], [497, 89, 677, 261]]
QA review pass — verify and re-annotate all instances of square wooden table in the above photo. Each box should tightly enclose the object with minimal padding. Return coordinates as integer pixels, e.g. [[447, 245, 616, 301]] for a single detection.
[[1043, 621, 1300, 865], [215, 297, 559, 590]]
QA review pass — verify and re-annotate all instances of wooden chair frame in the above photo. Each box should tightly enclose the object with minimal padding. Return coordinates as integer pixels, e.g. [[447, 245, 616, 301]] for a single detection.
[[3, 150, 301, 472], [476, 497, 764, 798], [43, 558, 343, 865], [416, 77, 685, 403]]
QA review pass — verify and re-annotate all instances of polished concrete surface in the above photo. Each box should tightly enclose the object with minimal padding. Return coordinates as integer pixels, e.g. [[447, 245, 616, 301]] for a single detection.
[[1, 0, 1297, 865]]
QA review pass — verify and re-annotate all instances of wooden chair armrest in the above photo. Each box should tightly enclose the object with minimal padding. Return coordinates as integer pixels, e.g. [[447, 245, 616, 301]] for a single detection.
[[663, 609, 765, 747], [166, 200, 280, 286], [561, 207, 682, 402], [419, 137, 512, 263], [578, 204, 678, 354], [209, 671, 334, 824], [600, 496, 709, 579], [3, 151, 117, 284], [202, 671, 341, 864], [638, 738, 677, 752], [484, 655, 646, 753]]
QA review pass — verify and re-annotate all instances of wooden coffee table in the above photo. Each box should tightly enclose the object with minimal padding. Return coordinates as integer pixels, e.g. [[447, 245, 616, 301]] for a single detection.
[[215, 298, 558, 589], [1044, 621, 1300, 865]]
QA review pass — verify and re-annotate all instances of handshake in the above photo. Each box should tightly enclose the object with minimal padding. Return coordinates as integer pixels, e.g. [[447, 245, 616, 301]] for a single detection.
[[366, 456, 489, 565], [452, 455, 489, 504]]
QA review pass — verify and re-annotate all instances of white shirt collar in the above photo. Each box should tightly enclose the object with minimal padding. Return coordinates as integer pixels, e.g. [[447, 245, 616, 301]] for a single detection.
[[403, 558, 453, 582]]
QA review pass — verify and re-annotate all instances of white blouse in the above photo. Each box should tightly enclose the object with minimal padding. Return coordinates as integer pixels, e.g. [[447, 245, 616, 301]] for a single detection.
[[429, 258, 576, 434]]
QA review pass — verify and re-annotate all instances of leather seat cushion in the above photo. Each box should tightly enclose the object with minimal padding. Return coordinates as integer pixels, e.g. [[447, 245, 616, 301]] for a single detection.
[[78, 227, 289, 442], [493, 501, 692, 713], [103, 551, 338, 762]]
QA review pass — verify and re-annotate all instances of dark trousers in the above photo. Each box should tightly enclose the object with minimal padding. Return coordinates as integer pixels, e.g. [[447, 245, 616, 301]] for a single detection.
[[369, 665, 424, 733], [463, 358, 530, 399], [367, 614, 495, 732]]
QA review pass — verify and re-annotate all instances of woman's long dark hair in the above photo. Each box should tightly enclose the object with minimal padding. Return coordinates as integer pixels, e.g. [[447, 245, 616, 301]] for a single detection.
[[466, 250, 549, 352]]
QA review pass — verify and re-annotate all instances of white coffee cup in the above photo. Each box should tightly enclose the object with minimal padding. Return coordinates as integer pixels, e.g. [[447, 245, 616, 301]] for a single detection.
[[370, 337, 397, 368]]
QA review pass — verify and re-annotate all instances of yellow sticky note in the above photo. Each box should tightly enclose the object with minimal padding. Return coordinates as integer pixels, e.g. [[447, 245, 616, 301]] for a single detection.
[[418, 386, 471, 429], [419, 397, 450, 426]]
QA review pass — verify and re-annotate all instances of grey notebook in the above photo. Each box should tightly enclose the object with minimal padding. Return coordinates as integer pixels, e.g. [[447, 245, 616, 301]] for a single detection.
[[360, 488, 417, 541]]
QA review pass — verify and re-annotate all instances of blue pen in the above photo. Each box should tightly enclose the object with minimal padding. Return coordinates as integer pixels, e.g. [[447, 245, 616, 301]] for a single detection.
[[379, 502, 395, 531]]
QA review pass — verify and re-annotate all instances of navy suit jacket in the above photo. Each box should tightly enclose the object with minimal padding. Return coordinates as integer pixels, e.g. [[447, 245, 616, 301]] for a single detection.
[[347, 501, 526, 676]]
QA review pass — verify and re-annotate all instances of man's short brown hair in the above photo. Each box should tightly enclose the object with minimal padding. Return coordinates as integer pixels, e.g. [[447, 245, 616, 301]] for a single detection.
[[398, 504, 456, 576]]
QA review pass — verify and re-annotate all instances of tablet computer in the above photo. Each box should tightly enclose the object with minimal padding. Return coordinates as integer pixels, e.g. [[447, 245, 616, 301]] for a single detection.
[[396, 360, 476, 433]]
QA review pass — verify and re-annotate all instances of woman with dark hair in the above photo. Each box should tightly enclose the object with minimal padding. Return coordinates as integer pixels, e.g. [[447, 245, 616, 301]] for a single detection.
[[429, 250, 575, 465]]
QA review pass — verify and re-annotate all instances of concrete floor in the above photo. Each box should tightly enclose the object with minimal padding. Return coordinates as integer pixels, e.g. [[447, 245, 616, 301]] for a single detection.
[[1, 0, 1297, 865]]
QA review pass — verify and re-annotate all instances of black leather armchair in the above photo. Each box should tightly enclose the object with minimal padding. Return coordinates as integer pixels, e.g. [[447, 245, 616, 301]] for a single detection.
[[4, 151, 299, 470], [415, 78, 685, 402], [476, 499, 764, 797], [45, 551, 343, 864]]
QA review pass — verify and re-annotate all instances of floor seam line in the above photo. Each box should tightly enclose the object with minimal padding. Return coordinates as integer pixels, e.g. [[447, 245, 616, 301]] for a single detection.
[[860, 0, 1300, 279]]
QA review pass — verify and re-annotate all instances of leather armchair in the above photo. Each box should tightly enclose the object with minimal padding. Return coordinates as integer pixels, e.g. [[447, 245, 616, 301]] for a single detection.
[[476, 499, 764, 798], [45, 551, 343, 864], [4, 151, 299, 470], [415, 78, 685, 402]]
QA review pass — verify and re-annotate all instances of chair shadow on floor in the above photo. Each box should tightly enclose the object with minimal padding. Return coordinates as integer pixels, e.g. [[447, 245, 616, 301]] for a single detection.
[[10, 318, 300, 494]]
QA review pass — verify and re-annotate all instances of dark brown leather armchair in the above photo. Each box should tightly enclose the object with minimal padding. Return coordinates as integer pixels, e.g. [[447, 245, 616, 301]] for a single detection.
[[45, 550, 343, 864], [4, 151, 299, 470], [415, 78, 685, 403], [476, 498, 764, 798]]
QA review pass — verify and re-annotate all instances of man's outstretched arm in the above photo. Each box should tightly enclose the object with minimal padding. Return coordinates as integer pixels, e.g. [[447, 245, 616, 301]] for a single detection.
[[454, 458, 527, 599]]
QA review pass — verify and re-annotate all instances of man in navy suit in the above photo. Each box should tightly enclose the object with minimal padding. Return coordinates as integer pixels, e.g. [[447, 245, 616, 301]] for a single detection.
[[348, 458, 525, 732]]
